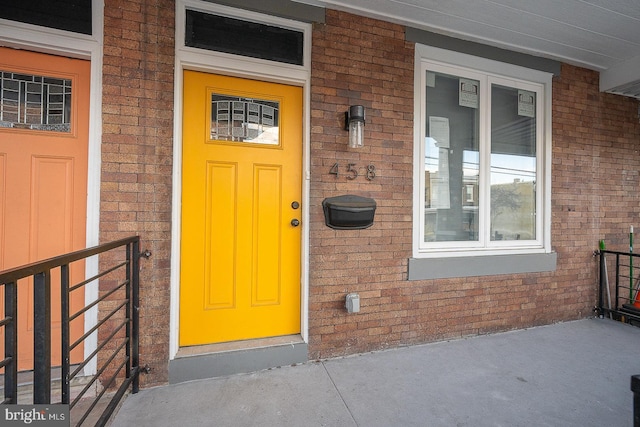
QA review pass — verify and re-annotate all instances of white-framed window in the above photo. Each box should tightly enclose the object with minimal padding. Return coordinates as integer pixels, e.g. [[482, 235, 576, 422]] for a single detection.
[[412, 44, 552, 261]]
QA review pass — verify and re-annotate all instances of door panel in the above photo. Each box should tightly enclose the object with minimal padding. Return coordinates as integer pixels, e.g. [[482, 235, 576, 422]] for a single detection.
[[0, 47, 89, 370], [0, 154, 5, 262], [203, 161, 237, 310], [253, 164, 283, 306], [180, 71, 302, 346], [31, 156, 75, 260]]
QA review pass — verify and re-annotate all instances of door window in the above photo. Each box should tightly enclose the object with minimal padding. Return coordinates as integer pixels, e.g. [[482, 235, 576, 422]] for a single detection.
[[210, 94, 279, 145], [0, 71, 72, 132]]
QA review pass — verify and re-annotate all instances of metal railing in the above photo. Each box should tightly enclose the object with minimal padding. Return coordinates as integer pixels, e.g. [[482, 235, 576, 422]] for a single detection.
[[0, 236, 148, 426], [597, 250, 640, 427], [597, 249, 640, 323]]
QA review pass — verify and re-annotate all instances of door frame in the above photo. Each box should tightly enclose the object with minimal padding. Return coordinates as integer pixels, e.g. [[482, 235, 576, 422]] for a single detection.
[[0, 2, 103, 375], [170, 0, 312, 359]]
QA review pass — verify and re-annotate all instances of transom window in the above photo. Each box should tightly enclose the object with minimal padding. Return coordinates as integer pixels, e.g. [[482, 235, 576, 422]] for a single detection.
[[413, 45, 552, 257]]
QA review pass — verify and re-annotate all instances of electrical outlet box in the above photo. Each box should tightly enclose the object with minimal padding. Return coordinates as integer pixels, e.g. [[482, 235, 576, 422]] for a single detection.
[[345, 293, 360, 313]]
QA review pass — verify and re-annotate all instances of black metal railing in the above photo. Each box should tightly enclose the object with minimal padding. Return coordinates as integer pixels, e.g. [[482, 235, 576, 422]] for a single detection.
[[597, 249, 640, 323], [597, 250, 640, 426], [0, 236, 148, 426]]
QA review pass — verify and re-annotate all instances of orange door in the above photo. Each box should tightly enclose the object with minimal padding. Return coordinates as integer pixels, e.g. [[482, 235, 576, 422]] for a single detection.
[[180, 71, 302, 346], [0, 47, 89, 370]]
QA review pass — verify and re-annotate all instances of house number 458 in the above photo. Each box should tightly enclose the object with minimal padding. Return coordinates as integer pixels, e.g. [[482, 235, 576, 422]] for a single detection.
[[329, 163, 376, 181]]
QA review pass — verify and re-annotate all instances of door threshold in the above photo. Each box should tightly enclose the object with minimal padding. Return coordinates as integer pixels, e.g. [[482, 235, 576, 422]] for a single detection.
[[170, 335, 308, 384], [176, 334, 304, 358]]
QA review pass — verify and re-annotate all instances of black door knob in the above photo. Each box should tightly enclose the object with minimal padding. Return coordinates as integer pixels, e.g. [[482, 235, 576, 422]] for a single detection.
[[291, 219, 300, 227]]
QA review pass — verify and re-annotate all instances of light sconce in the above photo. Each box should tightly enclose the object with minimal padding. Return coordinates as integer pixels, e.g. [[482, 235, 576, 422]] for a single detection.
[[345, 105, 365, 148]]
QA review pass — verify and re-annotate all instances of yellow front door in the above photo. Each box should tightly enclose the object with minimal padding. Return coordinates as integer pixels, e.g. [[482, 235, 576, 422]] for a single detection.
[[180, 71, 302, 346]]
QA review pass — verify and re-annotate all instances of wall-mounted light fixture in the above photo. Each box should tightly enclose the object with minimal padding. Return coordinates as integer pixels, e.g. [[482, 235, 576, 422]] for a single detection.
[[345, 105, 365, 148]]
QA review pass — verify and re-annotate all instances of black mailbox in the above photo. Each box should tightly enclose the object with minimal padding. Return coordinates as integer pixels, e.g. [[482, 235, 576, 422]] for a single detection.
[[322, 195, 376, 230]]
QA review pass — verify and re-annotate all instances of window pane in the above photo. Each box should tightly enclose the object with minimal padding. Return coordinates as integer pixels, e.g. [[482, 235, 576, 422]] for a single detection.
[[186, 10, 304, 66], [0, 71, 71, 132], [0, 1, 92, 35], [210, 94, 279, 145], [425, 71, 480, 242], [490, 85, 536, 241]]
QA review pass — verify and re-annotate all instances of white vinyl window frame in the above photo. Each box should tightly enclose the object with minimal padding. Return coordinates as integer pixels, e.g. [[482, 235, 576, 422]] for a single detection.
[[410, 45, 555, 280]]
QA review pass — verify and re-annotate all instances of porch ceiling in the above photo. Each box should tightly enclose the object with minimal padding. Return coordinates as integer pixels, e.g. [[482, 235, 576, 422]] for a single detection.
[[296, 0, 640, 99]]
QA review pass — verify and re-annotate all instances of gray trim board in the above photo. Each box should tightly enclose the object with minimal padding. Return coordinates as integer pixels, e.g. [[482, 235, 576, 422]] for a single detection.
[[408, 252, 557, 280], [207, 0, 325, 23], [406, 27, 561, 76], [169, 342, 308, 384]]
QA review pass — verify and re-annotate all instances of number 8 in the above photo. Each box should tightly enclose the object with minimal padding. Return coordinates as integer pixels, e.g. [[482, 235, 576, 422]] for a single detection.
[[366, 164, 376, 180]]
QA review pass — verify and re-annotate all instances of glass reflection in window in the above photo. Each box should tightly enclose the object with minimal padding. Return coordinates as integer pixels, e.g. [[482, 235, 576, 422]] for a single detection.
[[211, 94, 279, 145]]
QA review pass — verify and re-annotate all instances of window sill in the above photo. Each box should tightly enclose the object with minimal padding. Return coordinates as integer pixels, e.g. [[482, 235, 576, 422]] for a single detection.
[[407, 252, 557, 280]]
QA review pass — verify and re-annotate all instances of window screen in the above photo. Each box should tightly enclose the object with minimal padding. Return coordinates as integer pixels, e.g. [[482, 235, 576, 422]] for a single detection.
[[0, 0, 91, 35], [185, 10, 304, 66]]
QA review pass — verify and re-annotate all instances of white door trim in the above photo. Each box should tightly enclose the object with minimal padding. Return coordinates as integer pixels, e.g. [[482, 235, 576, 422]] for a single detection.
[[170, 0, 312, 359], [0, 0, 104, 375]]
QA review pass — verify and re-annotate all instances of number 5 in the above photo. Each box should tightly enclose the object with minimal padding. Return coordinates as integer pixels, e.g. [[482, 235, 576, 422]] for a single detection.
[[347, 163, 358, 180]]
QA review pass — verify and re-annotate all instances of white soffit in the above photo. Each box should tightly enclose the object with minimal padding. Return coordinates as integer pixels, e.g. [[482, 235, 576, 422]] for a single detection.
[[296, 0, 640, 99]]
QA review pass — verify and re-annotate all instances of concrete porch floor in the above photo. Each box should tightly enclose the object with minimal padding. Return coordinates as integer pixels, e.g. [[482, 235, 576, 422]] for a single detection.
[[110, 318, 640, 426]]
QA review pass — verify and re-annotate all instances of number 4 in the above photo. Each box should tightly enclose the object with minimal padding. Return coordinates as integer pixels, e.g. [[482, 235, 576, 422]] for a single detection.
[[329, 163, 339, 178]]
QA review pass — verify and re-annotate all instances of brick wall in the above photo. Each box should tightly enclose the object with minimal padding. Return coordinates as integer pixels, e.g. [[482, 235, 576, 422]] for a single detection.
[[552, 63, 640, 302], [97, 3, 640, 383], [308, 10, 640, 359], [309, 10, 415, 357], [101, 0, 174, 386]]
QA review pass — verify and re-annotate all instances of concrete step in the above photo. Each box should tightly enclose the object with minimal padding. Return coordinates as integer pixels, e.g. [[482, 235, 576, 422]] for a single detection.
[[0, 367, 98, 404]]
